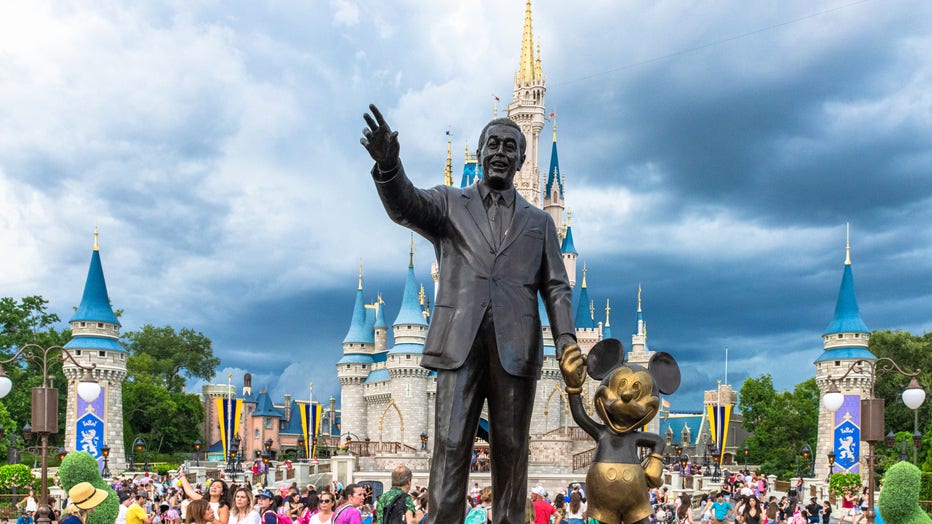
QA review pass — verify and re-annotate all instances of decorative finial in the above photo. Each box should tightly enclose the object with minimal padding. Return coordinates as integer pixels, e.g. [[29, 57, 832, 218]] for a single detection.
[[567, 210, 572, 227], [581, 262, 588, 288], [845, 222, 851, 265], [418, 283, 425, 306], [409, 233, 415, 267], [589, 300, 595, 320], [637, 284, 642, 313], [358, 259, 363, 290], [551, 111, 557, 142], [605, 299, 611, 327], [93, 228, 99, 251], [377, 292, 384, 304]]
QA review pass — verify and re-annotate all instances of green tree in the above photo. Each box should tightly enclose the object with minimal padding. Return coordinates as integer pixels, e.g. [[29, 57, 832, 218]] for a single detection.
[[738, 375, 819, 478], [869, 330, 932, 470], [122, 325, 218, 392], [121, 325, 211, 453], [0, 296, 72, 449]]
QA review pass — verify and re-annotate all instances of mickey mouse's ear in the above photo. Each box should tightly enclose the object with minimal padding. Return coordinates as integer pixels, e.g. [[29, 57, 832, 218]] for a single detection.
[[586, 338, 625, 380], [648, 352, 681, 395]]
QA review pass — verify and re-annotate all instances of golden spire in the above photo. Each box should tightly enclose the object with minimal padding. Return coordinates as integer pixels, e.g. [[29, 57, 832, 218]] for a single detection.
[[637, 284, 642, 313], [518, 0, 537, 84], [605, 299, 611, 327], [444, 133, 453, 186], [418, 283, 426, 306], [845, 222, 851, 265], [581, 262, 588, 288], [567, 209, 572, 227], [93, 227, 99, 251], [535, 39, 543, 79], [552, 112, 557, 142], [409, 233, 415, 267], [358, 259, 363, 290], [377, 292, 384, 304]]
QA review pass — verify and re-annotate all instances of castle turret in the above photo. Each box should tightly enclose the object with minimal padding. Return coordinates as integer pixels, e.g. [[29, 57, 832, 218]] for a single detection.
[[815, 226, 873, 480], [561, 211, 577, 287], [337, 263, 376, 441], [628, 284, 654, 365], [63, 231, 128, 469], [543, 118, 565, 234], [507, 0, 546, 206], [603, 299, 612, 339], [574, 264, 601, 351]]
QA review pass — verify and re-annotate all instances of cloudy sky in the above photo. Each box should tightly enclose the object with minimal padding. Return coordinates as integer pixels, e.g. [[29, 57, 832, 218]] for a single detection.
[[2, 0, 931, 410]]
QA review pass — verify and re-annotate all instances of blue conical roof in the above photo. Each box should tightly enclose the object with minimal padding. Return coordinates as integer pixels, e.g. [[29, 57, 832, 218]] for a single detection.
[[393, 264, 428, 327], [561, 225, 577, 254], [461, 161, 482, 188], [343, 286, 374, 344], [823, 263, 870, 335], [70, 249, 120, 325], [603, 324, 612, 338], [538, 295, 550, 328], [374, 300, 387, 329], [576, 285, 594, 329], [546, 138, 564, 199]]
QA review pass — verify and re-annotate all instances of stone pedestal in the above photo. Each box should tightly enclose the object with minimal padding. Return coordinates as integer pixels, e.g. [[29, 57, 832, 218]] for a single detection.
[[331, 455, 356, 487]]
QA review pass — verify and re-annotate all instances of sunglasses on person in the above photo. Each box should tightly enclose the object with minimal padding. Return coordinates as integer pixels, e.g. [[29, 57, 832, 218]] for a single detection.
[[319, 499, 333, 504]]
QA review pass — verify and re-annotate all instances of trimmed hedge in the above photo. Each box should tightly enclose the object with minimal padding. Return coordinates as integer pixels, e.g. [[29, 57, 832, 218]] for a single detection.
[[58, 452, 119, 524], [921, 472, 932, 502], [877, 462, 932, 524]]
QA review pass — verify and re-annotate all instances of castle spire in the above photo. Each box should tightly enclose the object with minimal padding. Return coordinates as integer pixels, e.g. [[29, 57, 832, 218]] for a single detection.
[[409, 233, 415, 268], [358, 259, 363, 290], [70, 232, 120, 325], [518, 0, 538, 84], [637, 283, 642, 313], [444, 134, 453, 186], [824, 228, 869, 335], [575, 263, 594, 329], [845, 222, 851, 265]]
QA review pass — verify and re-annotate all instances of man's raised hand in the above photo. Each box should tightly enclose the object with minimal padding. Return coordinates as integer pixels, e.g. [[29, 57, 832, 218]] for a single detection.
[[361, 104, 400, 171]]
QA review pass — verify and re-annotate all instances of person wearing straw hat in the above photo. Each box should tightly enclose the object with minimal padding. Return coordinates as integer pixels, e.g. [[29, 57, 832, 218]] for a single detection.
[[62, 482, 109, 524]]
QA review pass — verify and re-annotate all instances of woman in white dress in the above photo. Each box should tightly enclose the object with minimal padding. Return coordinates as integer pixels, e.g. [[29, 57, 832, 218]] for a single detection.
[[305, 492, 335, 524]]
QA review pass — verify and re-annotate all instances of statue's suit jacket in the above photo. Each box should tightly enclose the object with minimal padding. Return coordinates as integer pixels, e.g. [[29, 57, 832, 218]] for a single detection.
[[373, 163, 575, 377]]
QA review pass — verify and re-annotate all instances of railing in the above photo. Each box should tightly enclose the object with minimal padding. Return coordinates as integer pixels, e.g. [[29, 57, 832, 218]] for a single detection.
[[573, 448, 595, 471], [773, 480, 790, 494], [540, 426, 594, 441], [346, 441, 419, 457]]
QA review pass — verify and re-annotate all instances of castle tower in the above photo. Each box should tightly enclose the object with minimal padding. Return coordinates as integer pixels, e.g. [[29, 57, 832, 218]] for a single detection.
[[63, 231, 128, 470], [383, 243, 431, 449], [814, 228, 873, 480], [561, 212, 578, 288], [543, 119, 565, 235], [704, 381, 738, 461], [337, 264, 376, 441], [574, 264, 601, 351], [507, 0, 546, 206], [628, 285, 654, 365]]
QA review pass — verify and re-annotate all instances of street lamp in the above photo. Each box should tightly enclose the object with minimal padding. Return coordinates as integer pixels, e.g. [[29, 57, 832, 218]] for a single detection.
[[0, 424, 20, 464], [132, 436, 149, 473], [194, 439, 202, 467], [297, 436, 306, 462], [261, 451, 271, 486], [420, 432, 428, 451], [800, 443, 814, 478], [886, 431, 911, 462], [100, 443, 111, 478], [711, 446, 722, 482], [0, 344, 101, 524], [821, 357, 925, 524], [826, 451, 835, 480], [742, 444, 749, 469], [679, 453, 689, 473]]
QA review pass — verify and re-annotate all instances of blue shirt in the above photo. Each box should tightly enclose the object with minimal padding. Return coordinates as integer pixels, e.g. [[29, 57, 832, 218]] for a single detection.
[[712, 501, 733, 520]]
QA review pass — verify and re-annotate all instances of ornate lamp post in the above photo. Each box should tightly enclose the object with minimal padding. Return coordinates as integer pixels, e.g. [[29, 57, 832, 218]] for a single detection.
[[826, 451, 835, 481], [821, 357, 925, 524], [0, 344, 101, 524], [261, 451, 271, 486], [100, 443, 111, 478], [742, 444, 749, 469], [711, 446, 722, 482], [57, 448, 67, 462], [420, 432, 428, 451], [133, 436, 149, 473], [194, 439, 202, 467], [679, 453, 689, 473], [297, 436, 306, 462], [801, 443, 814, 477]]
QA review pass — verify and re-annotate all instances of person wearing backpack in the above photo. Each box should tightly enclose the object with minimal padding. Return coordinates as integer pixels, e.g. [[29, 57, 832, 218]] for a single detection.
[[256, 491, 280, 524], [465, 487, 492, 524], [373, 466, 416, 524]]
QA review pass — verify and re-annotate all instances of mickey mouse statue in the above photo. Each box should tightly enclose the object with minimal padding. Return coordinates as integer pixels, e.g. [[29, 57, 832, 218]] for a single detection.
[[559, 338, 681, 524]]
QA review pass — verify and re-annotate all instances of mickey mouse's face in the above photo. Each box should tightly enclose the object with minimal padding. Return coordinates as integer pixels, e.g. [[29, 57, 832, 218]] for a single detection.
[[593, 365, 660, 433]]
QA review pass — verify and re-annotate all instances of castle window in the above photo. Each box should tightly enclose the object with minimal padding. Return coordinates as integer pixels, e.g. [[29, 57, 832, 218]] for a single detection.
[[255, 429, 260, 438], [99, 351, 106, 357], [837, 334, 843, 339], [98, 323, 103, 328], [80, 322, 86, 327], [264, 418, 273, 429], [75, 350, 82, 356], [854, 333, 860, 338], [406, 355, 411, 360], [835, 361, 840, 366], [362, 365, 367, 370]]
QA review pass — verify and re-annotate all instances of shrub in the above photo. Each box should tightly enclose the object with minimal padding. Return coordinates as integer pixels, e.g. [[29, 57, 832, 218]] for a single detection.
[[921, 472, 932, 502], [877, 462, 932, 524], [58, 452, 119, 524], [0, 464, 38, 493], [829, 473, 862, 497]]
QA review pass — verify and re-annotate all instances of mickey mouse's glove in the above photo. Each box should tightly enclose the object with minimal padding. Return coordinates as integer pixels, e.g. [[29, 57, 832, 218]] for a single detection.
[[559, 344, 585, 394], [643, 452, 665, 488]]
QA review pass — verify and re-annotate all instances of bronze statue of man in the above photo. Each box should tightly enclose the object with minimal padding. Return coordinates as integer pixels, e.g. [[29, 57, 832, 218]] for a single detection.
[[361, 104, 578, 524]]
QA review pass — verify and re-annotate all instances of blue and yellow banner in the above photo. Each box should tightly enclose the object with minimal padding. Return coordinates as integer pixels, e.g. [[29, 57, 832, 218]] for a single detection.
[[707, 403, 732, 463], [299, 402, 322, 457], [216, 397, 243, 458]]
